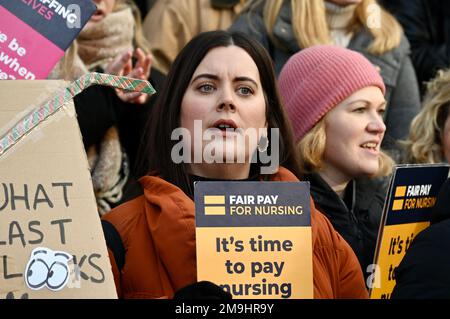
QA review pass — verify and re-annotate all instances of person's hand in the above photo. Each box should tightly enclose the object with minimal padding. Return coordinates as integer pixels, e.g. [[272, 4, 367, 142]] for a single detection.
[[173, 281, 232, 299], [105, 48, 153, 104]]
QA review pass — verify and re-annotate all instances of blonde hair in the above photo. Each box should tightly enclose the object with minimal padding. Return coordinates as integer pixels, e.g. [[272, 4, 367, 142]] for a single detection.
[[59, 42, 78, 80], [263, 0, 402, 55], [297, 116, 394, 177], [402, 69, 450, 164]]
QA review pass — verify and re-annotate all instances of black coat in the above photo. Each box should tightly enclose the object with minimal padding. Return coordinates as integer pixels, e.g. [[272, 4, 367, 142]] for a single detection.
[[391, 178, 450, 299], [74, 67, 165, 173], [73, 67, 165, 207], [305, 173, 389, 283], [381, 0, 450, 92]]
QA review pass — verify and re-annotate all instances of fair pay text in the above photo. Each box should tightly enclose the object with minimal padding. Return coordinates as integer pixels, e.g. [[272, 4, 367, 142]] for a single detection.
[[230, 195, 279, 205]]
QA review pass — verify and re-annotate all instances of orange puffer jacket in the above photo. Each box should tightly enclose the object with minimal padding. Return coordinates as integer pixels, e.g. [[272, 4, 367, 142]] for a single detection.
[[102, 167, 368, 299]]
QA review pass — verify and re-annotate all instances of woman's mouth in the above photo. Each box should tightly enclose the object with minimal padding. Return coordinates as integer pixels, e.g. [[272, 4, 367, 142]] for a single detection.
[[360, 141, 379, 155], [90, 9, 105, 22], [211, 119, 238, 136]]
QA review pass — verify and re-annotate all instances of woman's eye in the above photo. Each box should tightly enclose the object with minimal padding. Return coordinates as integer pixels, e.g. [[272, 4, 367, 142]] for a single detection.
[[353, 107, 365, 113], [198, 84, 215, 93], [237, 87, 253, 96], [378, 108, 386, 116]]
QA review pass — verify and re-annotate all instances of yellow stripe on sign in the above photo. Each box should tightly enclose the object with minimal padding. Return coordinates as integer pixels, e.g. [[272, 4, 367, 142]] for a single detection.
[[205, 206, 226, 216], [392, 199, 404, 211], [204, 196, 225, 205], [395, 186, 406, 198]]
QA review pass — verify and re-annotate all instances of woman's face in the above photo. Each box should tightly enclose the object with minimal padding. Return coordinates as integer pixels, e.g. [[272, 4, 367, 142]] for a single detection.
[[90, 0, 116, 22], [326, 0, 362, 6], [322, 86, 386, 181], [180, 45, 267, 166], [441, 111, 450, 163]]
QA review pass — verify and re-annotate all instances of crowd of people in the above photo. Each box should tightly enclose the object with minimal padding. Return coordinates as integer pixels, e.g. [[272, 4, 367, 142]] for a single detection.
[[44, 0, 450, 298]]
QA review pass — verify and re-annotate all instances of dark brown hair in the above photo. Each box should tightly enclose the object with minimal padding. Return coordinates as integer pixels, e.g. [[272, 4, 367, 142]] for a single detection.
[[137, 30, 301, 196]]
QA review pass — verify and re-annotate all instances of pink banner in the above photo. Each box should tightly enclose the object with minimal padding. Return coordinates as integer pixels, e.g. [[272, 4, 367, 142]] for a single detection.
[[0, 6, 64, 80]]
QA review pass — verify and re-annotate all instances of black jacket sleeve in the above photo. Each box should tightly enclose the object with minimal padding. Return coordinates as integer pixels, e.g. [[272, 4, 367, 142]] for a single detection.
[[391, 220, 450, 299], [112, 67, 165, 171], [74, 67, 165, 171], [74, 85, 118, 149], [391, 178, 450, 299]]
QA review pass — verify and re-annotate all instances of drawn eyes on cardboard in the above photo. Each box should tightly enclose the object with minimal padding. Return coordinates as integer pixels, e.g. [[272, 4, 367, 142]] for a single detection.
[[26, 259, 68, 290], [25, 247, 72, 292]]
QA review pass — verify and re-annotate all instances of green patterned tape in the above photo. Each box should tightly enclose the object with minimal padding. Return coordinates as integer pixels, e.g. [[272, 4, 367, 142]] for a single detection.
[[0, 73, 155, 157]]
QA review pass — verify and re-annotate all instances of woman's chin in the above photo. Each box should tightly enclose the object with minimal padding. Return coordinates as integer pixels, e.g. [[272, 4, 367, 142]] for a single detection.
[[361, 164, 380, 177]]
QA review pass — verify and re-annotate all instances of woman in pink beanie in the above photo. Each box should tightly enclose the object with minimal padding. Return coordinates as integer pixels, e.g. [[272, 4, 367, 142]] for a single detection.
[[278, 44, 395, 289], [230, 0, 421, 156]]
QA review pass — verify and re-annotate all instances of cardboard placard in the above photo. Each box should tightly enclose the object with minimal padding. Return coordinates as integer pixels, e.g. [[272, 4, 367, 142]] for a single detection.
[[0, 0, 96, 79], [369, 164, 450, 299], [195, 181, 313, 299], [0, 74, 154, 298]]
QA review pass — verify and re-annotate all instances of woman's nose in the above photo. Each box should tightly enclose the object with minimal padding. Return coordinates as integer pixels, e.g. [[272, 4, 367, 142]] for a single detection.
[[217, 89, 236, 112], [367, 115, 386, 134]]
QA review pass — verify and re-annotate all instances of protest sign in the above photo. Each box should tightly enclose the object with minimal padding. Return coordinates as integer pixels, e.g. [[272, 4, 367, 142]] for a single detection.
[[0, 0, 96, 79], [0, 73, 155, 298], [195, 181, 313, 299], [370, 164, 450, 299]]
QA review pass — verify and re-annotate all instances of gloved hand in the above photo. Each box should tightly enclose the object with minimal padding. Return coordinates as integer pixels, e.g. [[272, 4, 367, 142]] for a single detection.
[[173, 281, 232, 299]]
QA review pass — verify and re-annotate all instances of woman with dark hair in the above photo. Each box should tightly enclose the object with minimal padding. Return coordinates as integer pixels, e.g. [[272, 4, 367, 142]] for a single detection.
[[101, 30, 367, 299]]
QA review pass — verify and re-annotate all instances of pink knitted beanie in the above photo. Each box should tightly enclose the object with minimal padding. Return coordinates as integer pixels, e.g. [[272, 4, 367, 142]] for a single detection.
[[278, 45, 386, 142]]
